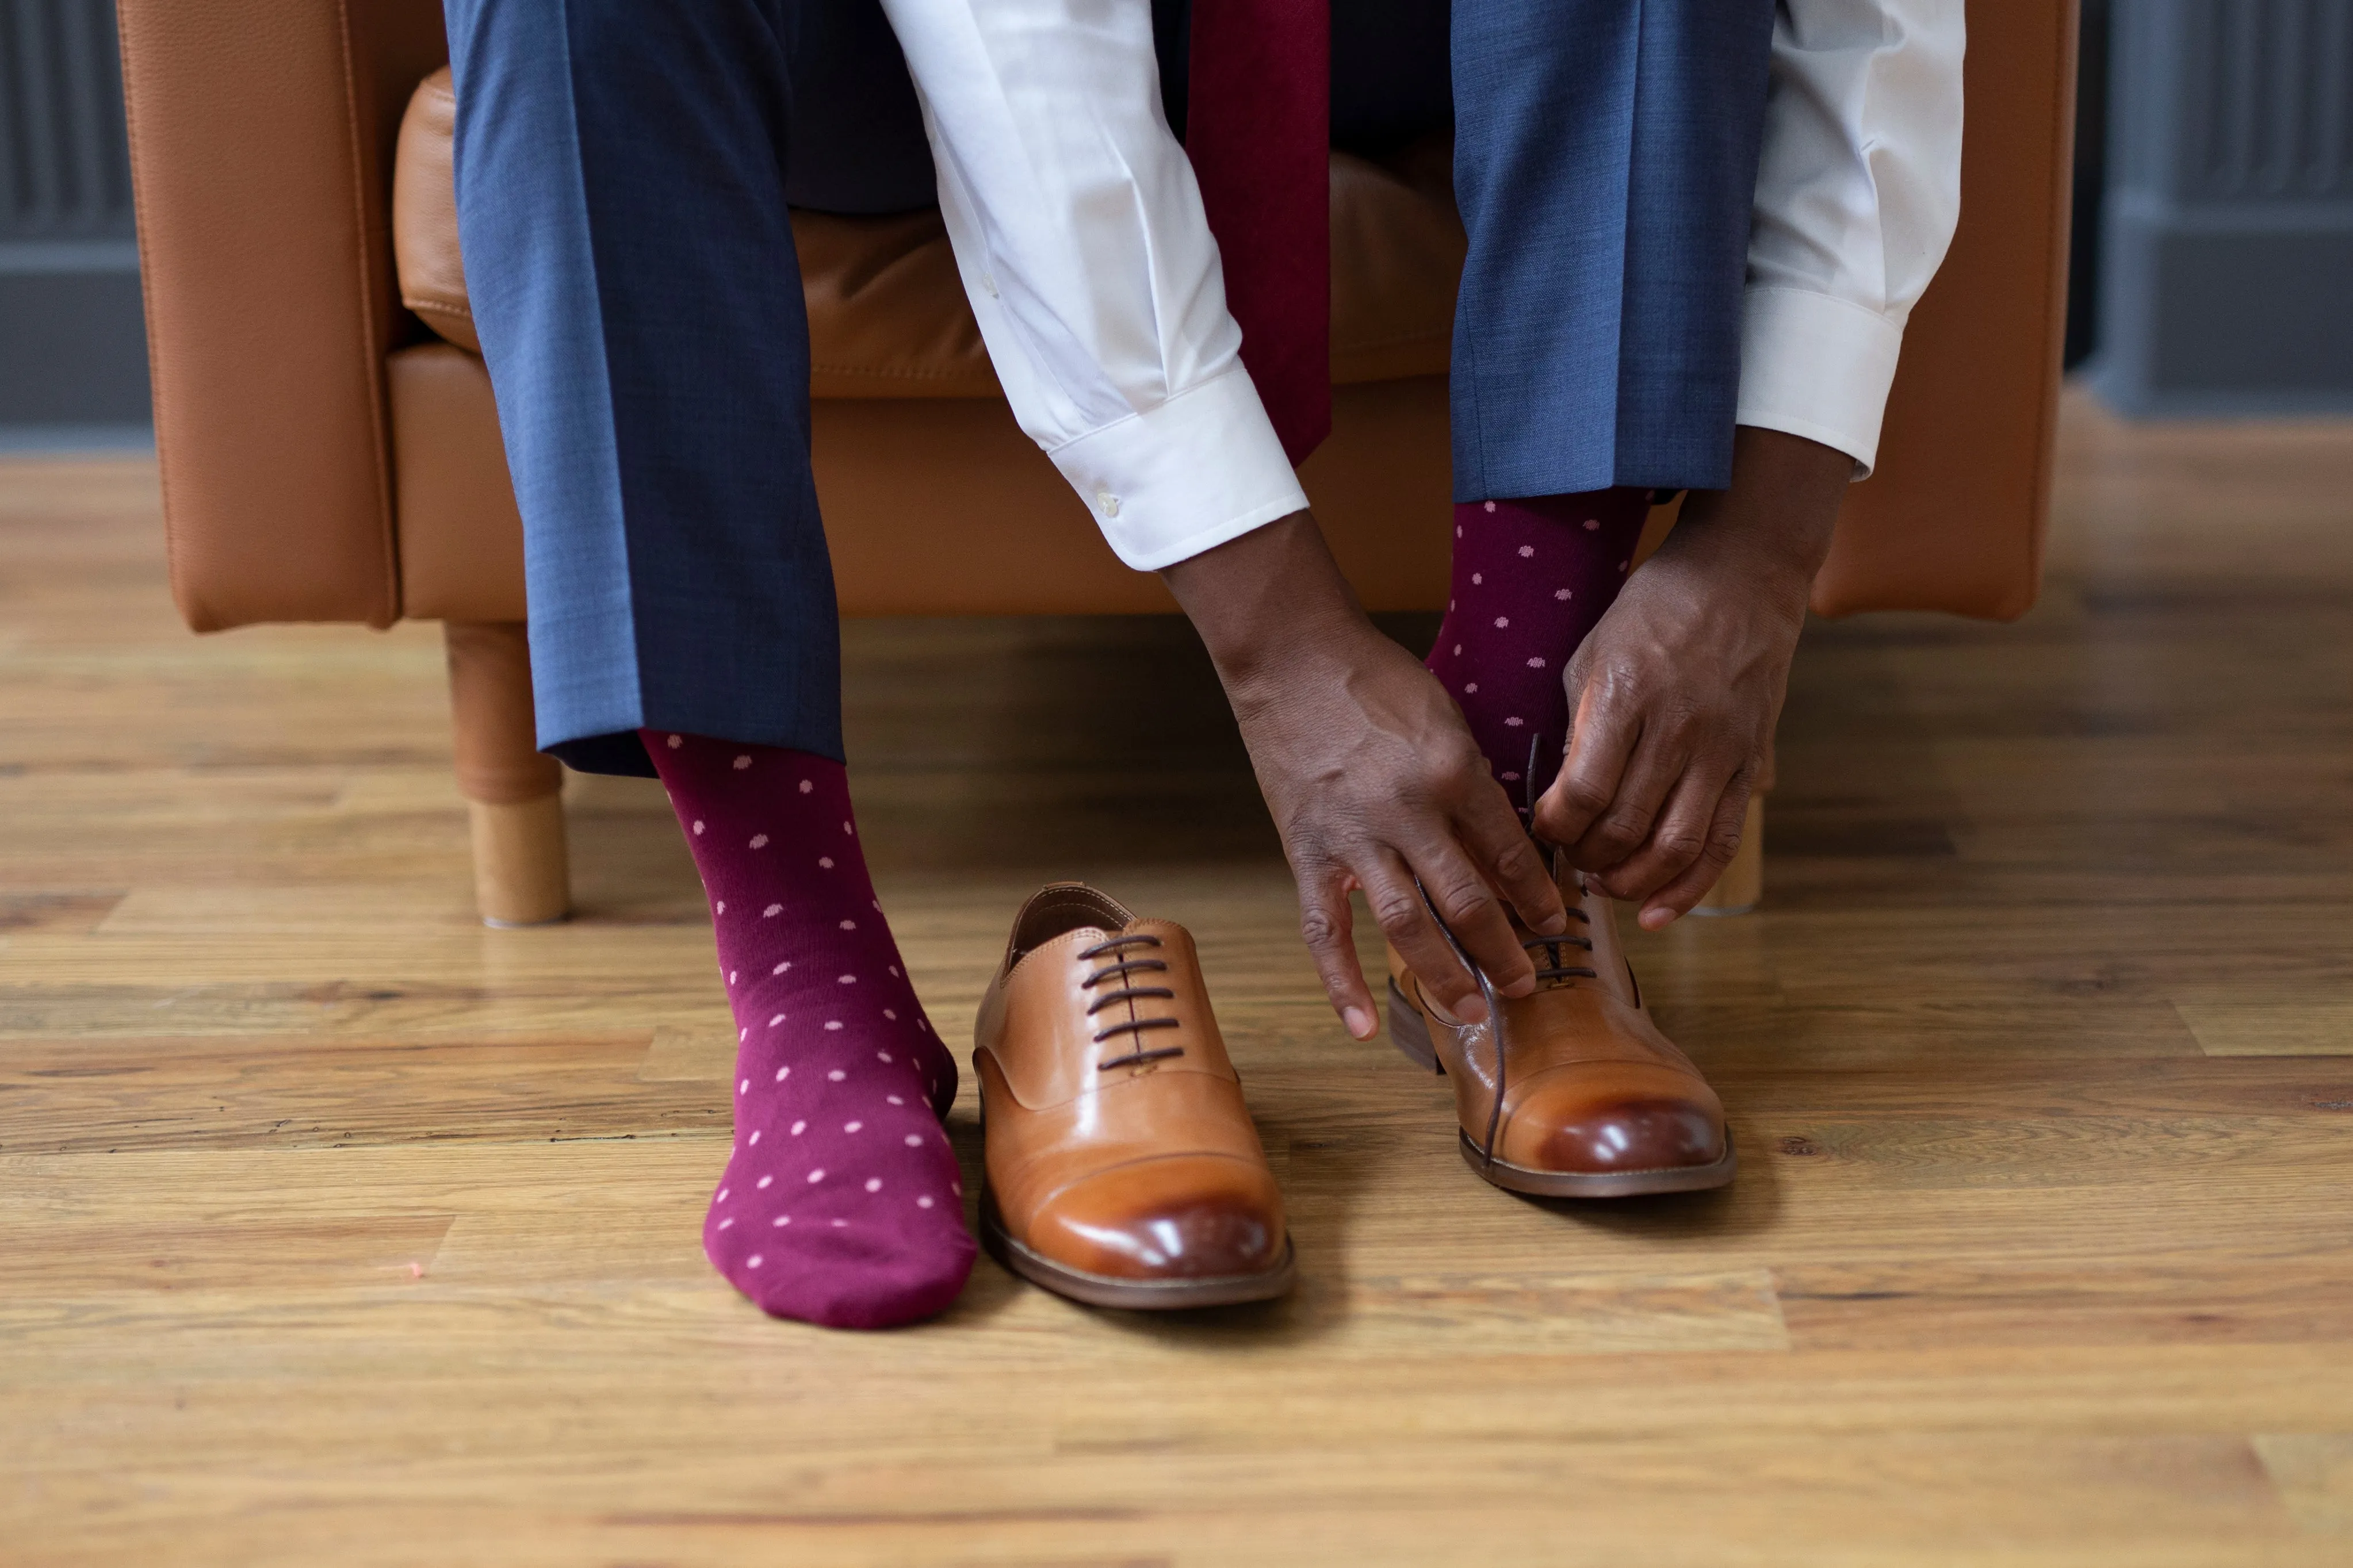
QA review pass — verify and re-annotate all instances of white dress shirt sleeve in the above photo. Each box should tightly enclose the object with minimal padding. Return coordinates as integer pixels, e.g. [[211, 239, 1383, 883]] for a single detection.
[[1738, 0, 1966, 476], [874, 0, 1308, 571]]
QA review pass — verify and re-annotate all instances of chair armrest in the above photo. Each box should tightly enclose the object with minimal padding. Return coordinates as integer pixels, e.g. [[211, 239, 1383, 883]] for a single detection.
[[117, 0, 446, 630], [1813, 0, 2078, 620]]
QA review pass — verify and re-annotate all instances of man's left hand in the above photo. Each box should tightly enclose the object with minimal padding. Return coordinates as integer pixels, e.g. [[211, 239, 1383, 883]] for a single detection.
[[1531, 427, 1851, 929]]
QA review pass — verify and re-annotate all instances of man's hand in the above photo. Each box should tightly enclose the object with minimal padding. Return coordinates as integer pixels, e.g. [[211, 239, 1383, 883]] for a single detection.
[[1532, 427, 1851, 930], [1163, 513, 1566, 1039]]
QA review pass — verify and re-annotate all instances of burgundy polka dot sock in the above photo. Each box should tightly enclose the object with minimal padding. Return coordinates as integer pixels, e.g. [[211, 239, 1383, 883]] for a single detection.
[[642, 731, 975, 1330], [1424, 488, 1653, 812]]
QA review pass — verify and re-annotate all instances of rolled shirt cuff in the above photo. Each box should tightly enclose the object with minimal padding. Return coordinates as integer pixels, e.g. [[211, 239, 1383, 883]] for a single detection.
[[1046, 369, 1310, 571], [1734, 285, 1908, 479]]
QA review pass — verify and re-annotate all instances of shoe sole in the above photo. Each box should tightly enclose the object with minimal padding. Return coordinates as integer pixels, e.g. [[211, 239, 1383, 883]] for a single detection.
[[1456, 1129, 1738, 1197], [979, 1190, 1297, 1310], [1387, 979, 1739, 1199]]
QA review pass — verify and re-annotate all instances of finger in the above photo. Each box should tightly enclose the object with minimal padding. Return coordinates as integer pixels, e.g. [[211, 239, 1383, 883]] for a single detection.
[[1564, 720, 1688, 873], [1453, 782, 1567, 936], [1401, 831, 1540, 998], [1533, 677, 1640, 849], [1636, 774, 1755, 929], [1360, 849, 1490, 1024], [1295, 861, 1379, 1040], [1590, 753, 1740, 907]]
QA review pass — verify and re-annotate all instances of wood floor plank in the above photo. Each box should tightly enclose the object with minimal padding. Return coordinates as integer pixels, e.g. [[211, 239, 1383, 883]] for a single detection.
[[2179, 1002, 2353, 1057], [8, 394, 2353, 1562], [2255, 1435, 2353, 1536], [1777, 1253, 2353, 1351]]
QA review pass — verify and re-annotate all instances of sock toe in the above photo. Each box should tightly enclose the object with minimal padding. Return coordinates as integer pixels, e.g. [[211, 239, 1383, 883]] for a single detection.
[[702, 1085, 974, 1329], [709, 1206, 976, 1329]]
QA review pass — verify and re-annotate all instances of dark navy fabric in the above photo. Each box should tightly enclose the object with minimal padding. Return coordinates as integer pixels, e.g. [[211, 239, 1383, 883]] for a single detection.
[[444, 0, 1767, 775], [782, 1, 936, 214], [1451, 0, 1776, 500]]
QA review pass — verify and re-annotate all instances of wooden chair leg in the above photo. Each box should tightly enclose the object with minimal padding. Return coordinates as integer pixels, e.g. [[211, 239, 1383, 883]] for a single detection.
[[1693, 793, 1765, 916], [444, 621, 570, 926]]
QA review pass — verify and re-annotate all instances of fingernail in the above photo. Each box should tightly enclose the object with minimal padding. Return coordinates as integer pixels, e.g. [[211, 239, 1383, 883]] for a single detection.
[[1342, 1006, 1376, 1040], [1456, 995, 1490, 1025], [1498, 974, 1536, 999], [1642, 906, 1678, 930], [1534, 910, 1569, 935]]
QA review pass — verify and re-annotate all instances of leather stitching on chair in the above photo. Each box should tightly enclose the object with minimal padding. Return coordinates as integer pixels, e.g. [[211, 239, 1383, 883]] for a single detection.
[[808, 362, 998, 386]]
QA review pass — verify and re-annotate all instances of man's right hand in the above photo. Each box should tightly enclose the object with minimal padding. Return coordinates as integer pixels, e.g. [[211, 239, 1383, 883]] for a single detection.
[[1161, 512, 1567, 1040]]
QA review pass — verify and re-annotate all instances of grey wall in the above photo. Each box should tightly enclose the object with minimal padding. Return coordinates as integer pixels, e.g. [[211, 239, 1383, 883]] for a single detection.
[[2090, 0, 2353, 415], [0, 0, 150, 442]]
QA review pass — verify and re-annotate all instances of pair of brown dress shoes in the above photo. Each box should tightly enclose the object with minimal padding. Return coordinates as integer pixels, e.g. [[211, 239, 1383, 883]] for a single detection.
[[973, 853, 1732, 1312]]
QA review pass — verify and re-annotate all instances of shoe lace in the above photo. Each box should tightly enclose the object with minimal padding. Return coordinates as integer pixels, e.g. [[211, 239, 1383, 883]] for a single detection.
[[1514, 739, 1599, 993], [1077, 933, 1185, 1070], [1524, 906, 1597, 989]]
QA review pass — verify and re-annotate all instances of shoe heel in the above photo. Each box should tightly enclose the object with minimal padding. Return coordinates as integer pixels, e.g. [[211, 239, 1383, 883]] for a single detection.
[[1386, 979, 1443, 1075]]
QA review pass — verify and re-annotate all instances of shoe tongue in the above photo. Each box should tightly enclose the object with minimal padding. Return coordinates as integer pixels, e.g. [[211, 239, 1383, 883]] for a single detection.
[[1009, 884, 1137, 960]]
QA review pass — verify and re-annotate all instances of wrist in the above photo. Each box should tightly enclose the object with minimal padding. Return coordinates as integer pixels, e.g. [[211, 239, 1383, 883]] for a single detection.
[[1159, 510, 1373, 692], [1664, 426, 1849, 597]]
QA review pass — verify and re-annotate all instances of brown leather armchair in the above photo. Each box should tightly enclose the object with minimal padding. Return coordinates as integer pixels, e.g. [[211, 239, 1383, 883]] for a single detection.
[[114, 1, 2076, 925]]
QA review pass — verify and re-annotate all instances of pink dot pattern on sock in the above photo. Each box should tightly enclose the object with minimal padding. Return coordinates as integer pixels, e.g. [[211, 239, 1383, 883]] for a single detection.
[[643, 732, 974, 1331], [1423, 488, 1652, 810]]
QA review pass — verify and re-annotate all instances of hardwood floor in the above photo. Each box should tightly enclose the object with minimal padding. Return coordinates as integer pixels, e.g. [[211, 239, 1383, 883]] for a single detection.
[[5, 393, 2352, 1564]]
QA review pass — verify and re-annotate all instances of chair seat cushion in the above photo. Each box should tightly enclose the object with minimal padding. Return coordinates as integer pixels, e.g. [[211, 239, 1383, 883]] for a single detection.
[[392, 67, 1463, 398]]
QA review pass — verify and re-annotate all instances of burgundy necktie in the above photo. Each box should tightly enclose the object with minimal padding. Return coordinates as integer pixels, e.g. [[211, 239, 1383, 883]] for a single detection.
[[1186, 0, 1332, 467]]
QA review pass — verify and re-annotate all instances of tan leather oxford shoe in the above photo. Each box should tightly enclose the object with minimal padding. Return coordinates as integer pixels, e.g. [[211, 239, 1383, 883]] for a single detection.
[[975, 884, 1295, 1309], [1387, 852, 1735, 1198]]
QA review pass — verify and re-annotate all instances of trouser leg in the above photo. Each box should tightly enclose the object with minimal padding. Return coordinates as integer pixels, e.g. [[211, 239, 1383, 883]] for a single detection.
[[1449, 0, 1776, 501], [445, 0, 846, 777]]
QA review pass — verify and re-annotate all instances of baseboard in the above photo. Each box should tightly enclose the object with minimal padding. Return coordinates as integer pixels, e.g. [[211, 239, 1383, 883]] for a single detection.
[[2093, 195, 2353, 415], [0, 423, 155, 455]]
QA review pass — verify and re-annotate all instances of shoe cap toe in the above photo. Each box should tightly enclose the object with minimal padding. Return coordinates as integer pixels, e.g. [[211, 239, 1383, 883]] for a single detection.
[[1028, 1155, 1285, 1281], [1500, 1066, 1727, 1175]]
